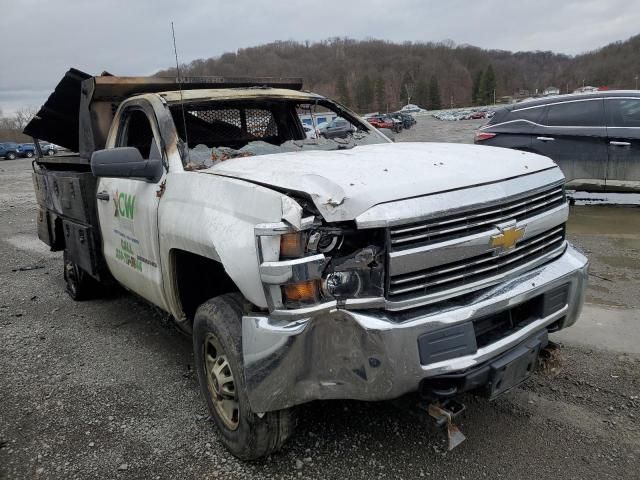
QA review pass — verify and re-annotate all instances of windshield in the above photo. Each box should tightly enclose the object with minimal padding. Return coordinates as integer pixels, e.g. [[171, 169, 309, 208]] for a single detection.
[[169, 97, 389, 169]]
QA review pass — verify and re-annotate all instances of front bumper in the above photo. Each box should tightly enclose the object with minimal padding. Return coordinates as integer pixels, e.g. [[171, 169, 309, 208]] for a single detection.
[[242, 244, 588, 413]]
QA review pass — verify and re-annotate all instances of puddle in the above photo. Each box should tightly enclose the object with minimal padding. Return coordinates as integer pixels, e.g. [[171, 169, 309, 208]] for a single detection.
[[567, 205, 640, 237]]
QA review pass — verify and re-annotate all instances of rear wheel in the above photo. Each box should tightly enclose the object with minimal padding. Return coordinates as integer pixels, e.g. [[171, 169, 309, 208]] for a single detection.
[[6, 152, 16, 160], [63, 250, 97, 300], [193, 293, 296, 460]]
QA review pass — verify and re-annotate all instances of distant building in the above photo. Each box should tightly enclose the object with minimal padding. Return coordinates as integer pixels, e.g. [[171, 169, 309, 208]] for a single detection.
[[543, 86, 560, 96]]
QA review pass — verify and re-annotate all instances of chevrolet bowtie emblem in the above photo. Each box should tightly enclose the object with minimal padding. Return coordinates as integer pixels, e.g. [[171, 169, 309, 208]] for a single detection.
[[490, 225, 525, 251]]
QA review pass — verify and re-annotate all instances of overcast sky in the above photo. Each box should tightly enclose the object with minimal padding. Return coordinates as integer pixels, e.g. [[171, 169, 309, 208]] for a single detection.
[[1, 0, 638, 115]]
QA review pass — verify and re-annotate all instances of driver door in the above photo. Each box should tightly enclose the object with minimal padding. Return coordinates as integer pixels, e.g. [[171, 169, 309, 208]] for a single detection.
[[95, 102, 168, 310]]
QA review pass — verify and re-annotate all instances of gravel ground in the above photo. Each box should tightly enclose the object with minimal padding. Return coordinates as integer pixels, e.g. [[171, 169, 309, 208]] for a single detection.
[[1, 118, 639, 479]]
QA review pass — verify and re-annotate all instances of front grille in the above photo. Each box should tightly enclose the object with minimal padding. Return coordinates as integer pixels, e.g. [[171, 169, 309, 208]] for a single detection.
[[389, 183, 565, 250], [388, 226, 566, 300]]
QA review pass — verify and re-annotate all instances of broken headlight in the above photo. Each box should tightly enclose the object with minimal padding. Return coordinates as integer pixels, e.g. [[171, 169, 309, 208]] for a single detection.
[[309, 226, 385, 305], [322, 246, 385, 300], [262, 222, 385, 311]]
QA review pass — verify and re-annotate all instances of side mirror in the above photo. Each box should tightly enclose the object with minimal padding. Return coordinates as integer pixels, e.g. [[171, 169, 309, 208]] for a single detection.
[[91, 147, 163, 182]]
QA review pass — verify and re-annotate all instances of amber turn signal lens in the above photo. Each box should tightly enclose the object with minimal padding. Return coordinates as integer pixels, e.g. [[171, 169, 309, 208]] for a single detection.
[[282, 280, 320, 303], [280, 233, 305, 258]]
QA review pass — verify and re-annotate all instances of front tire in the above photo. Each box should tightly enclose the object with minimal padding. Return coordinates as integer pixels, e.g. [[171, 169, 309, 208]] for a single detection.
[[193, 293, 295, 460], [26, 151, 34, 158]]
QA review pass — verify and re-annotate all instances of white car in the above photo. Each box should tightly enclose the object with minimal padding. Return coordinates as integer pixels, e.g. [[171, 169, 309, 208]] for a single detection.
[[400, 103, 422, 113]]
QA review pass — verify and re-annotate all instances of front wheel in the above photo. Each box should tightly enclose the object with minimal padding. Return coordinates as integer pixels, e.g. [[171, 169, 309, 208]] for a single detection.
[[47, 149, 55, 156], [63, 250, 97, 300], [193, 293, 296, 460], [26, 151, 34, 158]]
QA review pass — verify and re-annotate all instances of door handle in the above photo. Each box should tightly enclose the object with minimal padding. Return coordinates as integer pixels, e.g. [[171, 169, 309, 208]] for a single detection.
[[536, 136, 555, 142], [609, 141, 631, 146], [96, 191, 110, 201]]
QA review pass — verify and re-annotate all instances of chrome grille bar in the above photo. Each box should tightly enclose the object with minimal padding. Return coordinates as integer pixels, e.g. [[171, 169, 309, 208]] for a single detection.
[[390, 185, 564, 248], [388, 226, 565, 298]]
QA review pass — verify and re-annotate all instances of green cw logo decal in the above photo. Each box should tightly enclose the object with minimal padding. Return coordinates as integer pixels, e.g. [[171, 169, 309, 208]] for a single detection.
[[113, 191, 136, 219]]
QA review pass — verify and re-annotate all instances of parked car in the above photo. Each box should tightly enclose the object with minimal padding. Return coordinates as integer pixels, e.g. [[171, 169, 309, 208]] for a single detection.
[[0, 142, 19, 159], [400, 103, 422, 113], [40, 142, 58, 156], [368, 115, 401, 132], [17, 142, 58, 158], [317, 117, 355, 139], [475, 91, 640, 191], [391, 112, 416, 129], [28, 68, 588, 459]]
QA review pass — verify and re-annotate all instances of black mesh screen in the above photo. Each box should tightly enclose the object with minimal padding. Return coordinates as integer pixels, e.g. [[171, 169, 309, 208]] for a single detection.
[[186, 107, 278, 141]]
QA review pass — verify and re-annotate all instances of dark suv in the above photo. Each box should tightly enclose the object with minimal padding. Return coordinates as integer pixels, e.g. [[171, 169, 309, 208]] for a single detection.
[[317, 117, 356, 139], [0, 142, 19, 160], [475, 91, 640, 191]]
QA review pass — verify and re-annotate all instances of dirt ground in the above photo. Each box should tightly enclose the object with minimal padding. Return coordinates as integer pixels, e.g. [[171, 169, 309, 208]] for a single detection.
[[1, 116, 639, 479]]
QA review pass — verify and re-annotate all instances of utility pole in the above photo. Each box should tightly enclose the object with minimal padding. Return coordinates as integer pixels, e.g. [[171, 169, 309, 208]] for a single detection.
[[566, 83, 569, 94], [636, 74, 639, 90], [493, 89, 496, 105], [582, 79, 585, 88]]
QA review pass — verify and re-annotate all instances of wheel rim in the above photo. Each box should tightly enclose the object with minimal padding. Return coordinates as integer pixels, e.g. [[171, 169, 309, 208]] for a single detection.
[[204, 334, 239, 430], [64, 259, 78, 296]]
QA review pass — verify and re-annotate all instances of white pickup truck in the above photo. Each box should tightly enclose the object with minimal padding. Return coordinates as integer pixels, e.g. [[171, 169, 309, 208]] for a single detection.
[[27, 69, 588, 459]]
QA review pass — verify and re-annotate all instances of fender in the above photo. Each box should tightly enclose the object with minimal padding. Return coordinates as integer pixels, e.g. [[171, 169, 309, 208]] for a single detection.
[[158, 170, 302, 321]]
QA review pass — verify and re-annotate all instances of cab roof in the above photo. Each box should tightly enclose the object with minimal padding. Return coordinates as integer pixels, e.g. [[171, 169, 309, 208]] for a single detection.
[[157, 88, 322, 104]]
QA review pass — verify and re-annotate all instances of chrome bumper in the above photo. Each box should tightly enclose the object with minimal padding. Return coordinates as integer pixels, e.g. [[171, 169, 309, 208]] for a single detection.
[[242, 244, 588, 413]]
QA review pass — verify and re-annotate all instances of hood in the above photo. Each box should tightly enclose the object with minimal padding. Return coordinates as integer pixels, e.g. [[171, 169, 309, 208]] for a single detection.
[[203, 142, 558, 222]]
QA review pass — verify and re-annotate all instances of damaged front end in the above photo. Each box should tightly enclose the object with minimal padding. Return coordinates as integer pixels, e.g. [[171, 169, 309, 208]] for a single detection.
[[255, 214, 386, 319]]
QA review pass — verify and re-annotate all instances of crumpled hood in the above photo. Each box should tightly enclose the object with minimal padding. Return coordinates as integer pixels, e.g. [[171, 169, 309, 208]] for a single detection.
[[203, 142, 558, 222]]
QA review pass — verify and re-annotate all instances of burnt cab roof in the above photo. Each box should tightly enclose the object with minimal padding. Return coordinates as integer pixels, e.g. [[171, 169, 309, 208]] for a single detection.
[[23, 68, 303, 158]]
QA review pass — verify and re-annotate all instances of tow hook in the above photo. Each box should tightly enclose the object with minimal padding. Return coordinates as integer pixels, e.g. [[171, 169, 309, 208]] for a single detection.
[[421, 399, 467, 451]]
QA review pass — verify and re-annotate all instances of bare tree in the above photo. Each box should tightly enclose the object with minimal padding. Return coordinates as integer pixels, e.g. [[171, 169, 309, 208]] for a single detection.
[[14, 106, 39, 130]]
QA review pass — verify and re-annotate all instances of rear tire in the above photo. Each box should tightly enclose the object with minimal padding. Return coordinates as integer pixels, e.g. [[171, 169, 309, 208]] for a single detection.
[[6, 152, 16, 160], [63, 250, 97, 300], [193, 293, 296, 460]]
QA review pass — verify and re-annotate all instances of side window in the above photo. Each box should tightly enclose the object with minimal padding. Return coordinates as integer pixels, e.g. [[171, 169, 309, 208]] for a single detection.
[[118, 109, 160, 159], [606, 98, 640, 127], [545, 99, 604, 127], [509, 106, 544, 123]]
